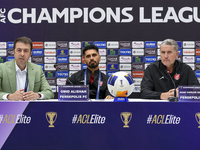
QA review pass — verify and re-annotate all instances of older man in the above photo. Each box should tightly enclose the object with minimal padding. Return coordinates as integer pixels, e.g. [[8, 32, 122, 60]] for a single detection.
[[141, 39, 199, 100]]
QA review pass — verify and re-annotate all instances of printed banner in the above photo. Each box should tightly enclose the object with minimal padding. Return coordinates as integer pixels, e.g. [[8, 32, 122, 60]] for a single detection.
[[179, 86, 200, 102], [58, 85, 89, 100]]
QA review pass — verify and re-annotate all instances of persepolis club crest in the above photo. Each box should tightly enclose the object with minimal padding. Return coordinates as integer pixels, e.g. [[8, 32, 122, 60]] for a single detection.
[[174, 74, 180, 80]]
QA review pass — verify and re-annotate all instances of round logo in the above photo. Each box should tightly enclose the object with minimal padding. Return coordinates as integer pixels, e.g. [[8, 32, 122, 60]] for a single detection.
[[174, 74, 180, 80]]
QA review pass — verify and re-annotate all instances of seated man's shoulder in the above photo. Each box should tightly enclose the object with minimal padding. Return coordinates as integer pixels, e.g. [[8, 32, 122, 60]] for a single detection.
[[29, 62, 42, 68], [101, 72, 109, 79], [76, 70, 83, 73], [70, 70, 83, 78], [181, 63, 193, 71], [146, 61, 158, 70], [182, 62, 190, 67], [72, 70, 83, 75], [1, 60, 12, 68]]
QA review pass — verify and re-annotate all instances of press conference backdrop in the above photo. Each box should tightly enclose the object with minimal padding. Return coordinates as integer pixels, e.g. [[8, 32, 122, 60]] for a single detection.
[[1, 0, 200, 98]]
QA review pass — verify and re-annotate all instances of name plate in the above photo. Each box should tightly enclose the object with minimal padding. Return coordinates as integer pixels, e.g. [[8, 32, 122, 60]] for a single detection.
[[179, 86, 200, 102], [58, 85, 89, 101]]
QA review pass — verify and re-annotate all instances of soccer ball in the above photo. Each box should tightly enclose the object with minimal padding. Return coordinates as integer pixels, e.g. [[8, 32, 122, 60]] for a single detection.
[[107, 72, 134, 97]]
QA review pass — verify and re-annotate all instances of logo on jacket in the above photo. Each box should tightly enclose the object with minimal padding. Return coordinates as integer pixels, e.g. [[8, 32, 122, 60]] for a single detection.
[[174, 74, 180, 80], [159, 76, 164, 80], [100, 81, 103, 86]]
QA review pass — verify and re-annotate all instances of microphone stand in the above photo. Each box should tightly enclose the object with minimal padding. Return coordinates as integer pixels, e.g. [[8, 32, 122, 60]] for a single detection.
[[166, 70, 178, 102], [54, 64, 73, 85]]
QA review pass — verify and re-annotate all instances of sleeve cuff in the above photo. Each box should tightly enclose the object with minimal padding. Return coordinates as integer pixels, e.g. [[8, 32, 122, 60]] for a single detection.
[[38, 93, 44, 100], [2, 94, 9, 100]]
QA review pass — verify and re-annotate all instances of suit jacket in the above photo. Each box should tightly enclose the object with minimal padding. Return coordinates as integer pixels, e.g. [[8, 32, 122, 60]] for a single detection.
[[0, 59, 54, 100]]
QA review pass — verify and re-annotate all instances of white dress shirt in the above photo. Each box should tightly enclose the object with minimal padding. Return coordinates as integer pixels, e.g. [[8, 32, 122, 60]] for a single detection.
[[16, 62, 28, 91]]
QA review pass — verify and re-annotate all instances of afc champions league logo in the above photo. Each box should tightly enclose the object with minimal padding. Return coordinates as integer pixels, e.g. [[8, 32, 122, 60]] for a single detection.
[[46, 112, 57, 127], [195, 112, 200, 128], [120, 112, 132, 128], [120, 80, 124, 87]]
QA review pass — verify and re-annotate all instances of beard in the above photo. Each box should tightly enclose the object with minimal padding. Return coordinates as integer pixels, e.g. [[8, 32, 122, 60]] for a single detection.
[[87, 61, 99, 68], [88, 63, 98, 68]]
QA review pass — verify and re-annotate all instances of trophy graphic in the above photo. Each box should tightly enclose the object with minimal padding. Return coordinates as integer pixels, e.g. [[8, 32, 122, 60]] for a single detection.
[[120, 112, 132, 128], [46, 112, 57, 127], [195, 112, 200, 128]]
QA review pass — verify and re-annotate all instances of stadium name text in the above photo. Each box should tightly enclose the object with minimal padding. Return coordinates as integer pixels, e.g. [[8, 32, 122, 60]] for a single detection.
[[1, 7, 200, 24]]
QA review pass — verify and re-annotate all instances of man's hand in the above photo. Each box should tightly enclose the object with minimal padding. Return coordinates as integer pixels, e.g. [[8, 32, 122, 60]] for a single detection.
[[105, 95, 114, 99], [176, 88, 179, 97], [7, 89, 24, 101], [23, 91, 41, 100], [160, 88, 178, 100]]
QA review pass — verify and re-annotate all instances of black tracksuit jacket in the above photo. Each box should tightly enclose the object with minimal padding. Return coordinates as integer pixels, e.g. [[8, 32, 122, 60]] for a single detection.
[[141, 60, 200, 99], [66, 68, 110, 99]]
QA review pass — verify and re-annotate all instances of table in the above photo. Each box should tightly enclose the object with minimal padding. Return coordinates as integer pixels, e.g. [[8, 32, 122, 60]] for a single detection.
[[0, 100, 200, 150]]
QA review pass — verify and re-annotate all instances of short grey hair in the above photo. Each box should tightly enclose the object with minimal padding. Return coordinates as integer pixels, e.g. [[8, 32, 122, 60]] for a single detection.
[[160, 39, 179, 52]]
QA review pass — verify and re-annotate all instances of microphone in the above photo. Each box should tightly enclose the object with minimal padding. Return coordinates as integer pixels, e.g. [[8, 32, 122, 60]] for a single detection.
[[54, 64, 73, 85], [166, 70, 178, 102]]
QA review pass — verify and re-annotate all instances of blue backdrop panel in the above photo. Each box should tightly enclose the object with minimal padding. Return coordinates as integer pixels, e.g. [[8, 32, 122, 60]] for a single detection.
[[1, 101, 200, 150]]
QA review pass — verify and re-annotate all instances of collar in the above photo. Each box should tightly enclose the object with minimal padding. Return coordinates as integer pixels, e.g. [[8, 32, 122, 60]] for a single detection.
[[86, 68, 100, 75], [160, 60, 180, 75], [86, 68, 100, 82], [15, 61, 27, 72]]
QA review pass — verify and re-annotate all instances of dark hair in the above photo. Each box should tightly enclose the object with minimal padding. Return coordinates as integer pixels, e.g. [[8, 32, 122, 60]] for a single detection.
[[82, 45, 99, 55], [13, 36, 33, 51]]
